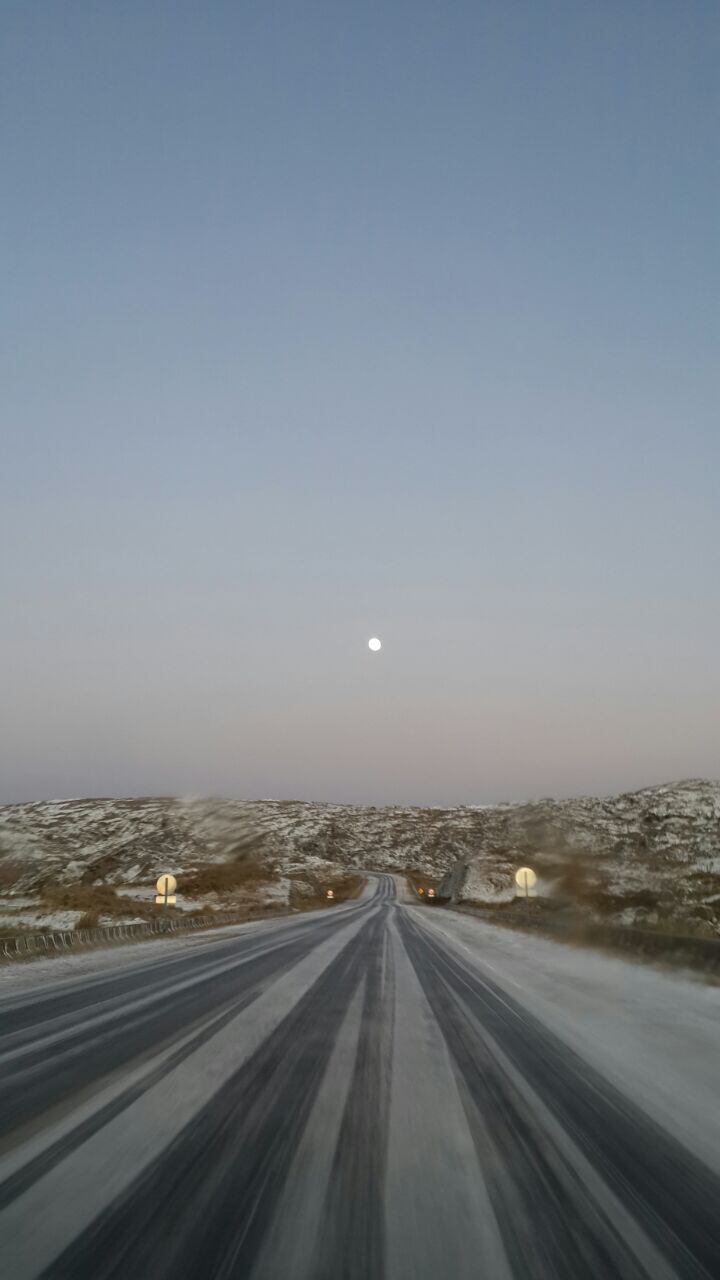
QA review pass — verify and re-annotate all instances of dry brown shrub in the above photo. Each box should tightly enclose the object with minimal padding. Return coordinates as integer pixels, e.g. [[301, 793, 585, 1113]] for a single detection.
[[289, 872, 364, 911], [405, 869, 437, 897], [43, 884, 158, 923], [178, 858, 277, 897], [0, 860, 24, 890]]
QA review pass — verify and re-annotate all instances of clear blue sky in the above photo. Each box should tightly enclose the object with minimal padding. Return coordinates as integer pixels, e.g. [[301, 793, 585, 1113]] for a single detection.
[[2, 2, 718, 805]]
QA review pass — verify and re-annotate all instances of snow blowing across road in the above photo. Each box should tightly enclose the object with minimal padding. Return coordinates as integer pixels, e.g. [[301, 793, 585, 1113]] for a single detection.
[[0, 875, 718, 1280]]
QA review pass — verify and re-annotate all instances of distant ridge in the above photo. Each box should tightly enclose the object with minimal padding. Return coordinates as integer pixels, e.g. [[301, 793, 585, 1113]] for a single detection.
[[0, 780, 718, 936]]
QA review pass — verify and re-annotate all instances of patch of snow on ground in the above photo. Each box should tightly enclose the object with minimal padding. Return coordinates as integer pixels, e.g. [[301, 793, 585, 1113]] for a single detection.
[[116, 887, 160, 900], [263, 877, 291, 903], [115, 887, 212, 912], [96, 915, 147, 926]]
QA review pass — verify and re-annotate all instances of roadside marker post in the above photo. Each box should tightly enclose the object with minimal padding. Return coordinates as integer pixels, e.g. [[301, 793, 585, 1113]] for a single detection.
[[515, 867, 537, 921], [156, 874, 177, 908]]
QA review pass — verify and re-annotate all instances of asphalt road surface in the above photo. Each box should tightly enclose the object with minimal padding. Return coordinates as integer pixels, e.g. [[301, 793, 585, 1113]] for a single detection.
[[0, 875, 718, 1279]]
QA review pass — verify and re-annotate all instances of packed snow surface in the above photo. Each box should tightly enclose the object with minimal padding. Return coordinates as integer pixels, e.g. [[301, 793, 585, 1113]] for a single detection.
[[419, 906, 720, 1176]]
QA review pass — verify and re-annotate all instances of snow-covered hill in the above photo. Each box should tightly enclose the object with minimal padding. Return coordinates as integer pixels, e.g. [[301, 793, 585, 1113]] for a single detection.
[[0, 780, 718, 935]]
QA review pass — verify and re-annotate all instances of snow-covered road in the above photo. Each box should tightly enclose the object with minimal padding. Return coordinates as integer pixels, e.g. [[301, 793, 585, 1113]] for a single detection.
[[0, 876, 718, 1279]]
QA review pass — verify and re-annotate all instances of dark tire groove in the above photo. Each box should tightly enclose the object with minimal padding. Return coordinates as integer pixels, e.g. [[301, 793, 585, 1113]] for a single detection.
[[312, 906, 395, 1280]]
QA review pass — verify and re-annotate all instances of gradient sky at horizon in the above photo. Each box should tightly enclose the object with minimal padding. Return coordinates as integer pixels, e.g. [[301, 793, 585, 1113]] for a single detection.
[[2, 2, 718, 806]]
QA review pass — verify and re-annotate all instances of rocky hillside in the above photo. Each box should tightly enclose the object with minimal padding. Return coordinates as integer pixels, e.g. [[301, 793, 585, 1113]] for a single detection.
[[0, 780, 718, 935], [439, 779, 720, 936]]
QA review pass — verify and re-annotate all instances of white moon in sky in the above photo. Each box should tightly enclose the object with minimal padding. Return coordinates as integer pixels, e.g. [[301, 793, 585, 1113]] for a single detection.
[[368, 637, 382, 652]]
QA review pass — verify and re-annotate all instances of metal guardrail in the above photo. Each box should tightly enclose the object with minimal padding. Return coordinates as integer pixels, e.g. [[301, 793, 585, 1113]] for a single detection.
[[0, 912, 252, 962]]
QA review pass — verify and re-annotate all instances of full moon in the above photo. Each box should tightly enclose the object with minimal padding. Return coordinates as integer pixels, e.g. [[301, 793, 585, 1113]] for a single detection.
[[368, 637, 382, 652]]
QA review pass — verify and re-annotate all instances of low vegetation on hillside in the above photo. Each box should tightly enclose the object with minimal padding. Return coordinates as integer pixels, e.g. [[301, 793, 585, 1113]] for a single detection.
[[0, 780, 717, 937]]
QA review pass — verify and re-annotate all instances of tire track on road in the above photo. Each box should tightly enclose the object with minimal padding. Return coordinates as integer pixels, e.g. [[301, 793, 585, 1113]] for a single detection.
[[311, 905, 395, 1280], [399, 910, 720, 1280], [39, 911, 387, 1280]]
